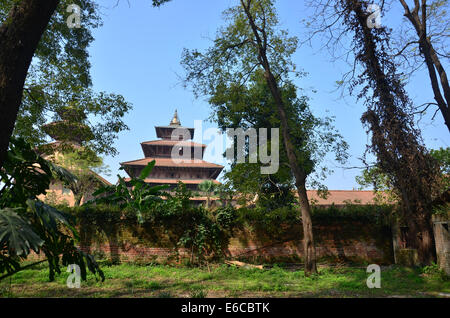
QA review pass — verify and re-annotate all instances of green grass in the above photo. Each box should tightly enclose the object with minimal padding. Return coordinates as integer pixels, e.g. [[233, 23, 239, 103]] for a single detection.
[[0, 262, 448, 298]]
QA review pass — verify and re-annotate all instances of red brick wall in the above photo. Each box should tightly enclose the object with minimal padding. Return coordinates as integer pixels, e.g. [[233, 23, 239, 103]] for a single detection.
[[73, 221, 393, 264], [27, 221, 393, 264]]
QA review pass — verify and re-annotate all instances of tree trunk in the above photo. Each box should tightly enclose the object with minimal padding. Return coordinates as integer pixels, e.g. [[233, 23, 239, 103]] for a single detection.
[[399, 0, 450, 132], [352, 1, 436, 264], [264, 70, 318, 275], [240, 0, 317, 275], [416, 219, 436, 265], [74, 193, 83, 207], [0, 0, 60, 169]]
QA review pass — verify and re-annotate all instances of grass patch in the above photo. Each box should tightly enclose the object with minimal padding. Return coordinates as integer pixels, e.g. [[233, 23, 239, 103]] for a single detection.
[[0, 262, 448, 298]]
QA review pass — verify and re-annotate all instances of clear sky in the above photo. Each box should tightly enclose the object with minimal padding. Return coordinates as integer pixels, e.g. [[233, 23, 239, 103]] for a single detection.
[[88, 0, 449, 189]]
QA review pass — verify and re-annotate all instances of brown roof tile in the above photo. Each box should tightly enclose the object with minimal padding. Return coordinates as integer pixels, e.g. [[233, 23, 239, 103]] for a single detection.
[[141, 140, 206, 147], [304, 190, 382, 205], [124, 178, 221, 185], [121, 157, 224, 168]]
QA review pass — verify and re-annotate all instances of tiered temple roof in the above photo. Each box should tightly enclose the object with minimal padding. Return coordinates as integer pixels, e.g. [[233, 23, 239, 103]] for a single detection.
[[121, 110, 224, 189]]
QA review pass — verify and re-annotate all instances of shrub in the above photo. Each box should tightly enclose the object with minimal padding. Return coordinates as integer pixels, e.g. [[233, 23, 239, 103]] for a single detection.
[[66, 183, 239, 265]]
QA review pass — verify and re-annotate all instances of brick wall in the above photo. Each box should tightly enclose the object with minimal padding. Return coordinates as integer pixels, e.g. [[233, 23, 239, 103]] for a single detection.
[[73, 221, 393, 264]]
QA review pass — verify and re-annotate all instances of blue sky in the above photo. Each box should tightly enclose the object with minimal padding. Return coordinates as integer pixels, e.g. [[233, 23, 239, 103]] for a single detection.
[[88, 0, 449, 189]]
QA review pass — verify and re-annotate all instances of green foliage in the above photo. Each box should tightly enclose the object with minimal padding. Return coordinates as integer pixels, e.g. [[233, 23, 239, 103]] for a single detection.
[[430, 147, 450, 174], [213, 205, 238, 231], [355, 166, 399, 205], [198, 180, 216, 193], [181, 2, 348, 209], [236, 205, 299, 238], [181, 0, 299, 97], [72, 183, 239, 264], [90, 161, 168, 223], [0, 137, 74, 208], [71, 197, 394, 265], [237, 204, 393, 232], [421, 262, 449, 281], [48, 145, 109, 206], [3, 262, 448, 297], [145, 183, 235, 263], [0, 137, 103, 282], [189, 287, 207, 298], [430, 147, 450, 190], [198, 180, 216, 209], [357, 146, 450, 203], [213, 182, 235, 207], [0, 208, 44, 257], [0, 0, 132, 156], [310, 204, 393, 225], [67, 204, 126, 229], [433, 203, 450, 216]]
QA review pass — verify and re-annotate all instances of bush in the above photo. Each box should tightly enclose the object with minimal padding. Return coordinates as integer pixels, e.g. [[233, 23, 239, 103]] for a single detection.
[[65, 183, 239, 265], [235, 203, 393, 234]]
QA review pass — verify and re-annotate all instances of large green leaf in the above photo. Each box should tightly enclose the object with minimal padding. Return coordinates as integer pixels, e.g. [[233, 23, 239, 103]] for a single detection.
[[90, 160, 167, 224], [91, 184, 115, 197], [143, 184, 169, 194], [26, 200, 78, 240], [198, 180, 216, 193], [0, 208, 44, 256], [138, 160, 156, 180], [47, 161, 78, 185]]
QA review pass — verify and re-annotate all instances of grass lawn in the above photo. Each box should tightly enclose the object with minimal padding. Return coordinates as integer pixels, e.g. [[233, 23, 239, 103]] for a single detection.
[[0, 262, 449, 298]]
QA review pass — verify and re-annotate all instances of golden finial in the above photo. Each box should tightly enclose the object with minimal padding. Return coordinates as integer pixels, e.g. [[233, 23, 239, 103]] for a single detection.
[[170, 109, 181, 126]]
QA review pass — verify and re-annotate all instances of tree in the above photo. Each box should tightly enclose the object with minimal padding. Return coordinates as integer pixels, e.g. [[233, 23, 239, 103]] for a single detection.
[[430, 147, 450, 190], [38, 105, 111, 207], [198, 180, 217, 209], [180, 0, 348, 274], [0, 0, 60, 169], [210, 70, 347, 212], [309, 0, 441, 264], [397, 0, 450, 132], [0, 0, 132, 157], [0, 0, 167, 169], [430, 147, 450, 174], [0, 137, 104, 281], [356, 166, 400, 205], [48, 147, 109, 206], [358, 147, 450, 199]]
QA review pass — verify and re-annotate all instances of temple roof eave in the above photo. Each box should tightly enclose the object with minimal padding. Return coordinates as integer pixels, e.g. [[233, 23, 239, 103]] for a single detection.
[[123, 178, 221, 185], [140, 140, 207, 147], [120, 158, 224, 169]]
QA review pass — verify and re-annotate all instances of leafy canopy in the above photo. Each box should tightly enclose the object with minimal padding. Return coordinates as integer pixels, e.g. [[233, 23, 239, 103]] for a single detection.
[[181, 1, 348, 208], [0, 0, 132, 156]]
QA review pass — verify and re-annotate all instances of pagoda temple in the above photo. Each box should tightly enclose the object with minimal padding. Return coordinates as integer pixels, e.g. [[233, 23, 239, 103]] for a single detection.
[[37, 105, 111, 206], [121, 110, 224, 190]]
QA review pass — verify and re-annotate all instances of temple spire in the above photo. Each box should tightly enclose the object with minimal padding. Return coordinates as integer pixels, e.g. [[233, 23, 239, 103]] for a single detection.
[[170, 109, 181, 126]]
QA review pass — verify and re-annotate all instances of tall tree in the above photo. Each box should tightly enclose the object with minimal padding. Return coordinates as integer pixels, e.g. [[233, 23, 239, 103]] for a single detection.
[[180, 0, 347, 274], [309, 0, 441, 264], [0, 0, 132, 157], [211, 70, 347, 212], [396, 0, 450, 132], [0, 0, 60, 169], [198, 180, 217, 209], [0, 0, 166, 169]]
